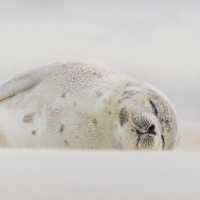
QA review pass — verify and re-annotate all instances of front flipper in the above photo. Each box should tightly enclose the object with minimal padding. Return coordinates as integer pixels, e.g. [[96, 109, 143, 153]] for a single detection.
[[0, 69, 43, 101]]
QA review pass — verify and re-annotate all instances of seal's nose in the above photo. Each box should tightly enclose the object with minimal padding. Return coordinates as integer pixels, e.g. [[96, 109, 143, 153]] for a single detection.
[[136, 124, 156, 135], [147, 125, 156, 135]]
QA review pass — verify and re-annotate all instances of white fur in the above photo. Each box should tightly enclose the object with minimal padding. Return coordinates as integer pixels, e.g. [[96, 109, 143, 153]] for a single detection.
[[0, 61, 178, 149]]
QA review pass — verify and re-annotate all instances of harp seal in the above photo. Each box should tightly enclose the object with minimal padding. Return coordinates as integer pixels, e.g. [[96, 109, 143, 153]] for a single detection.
[[0, 61, 178, 150]]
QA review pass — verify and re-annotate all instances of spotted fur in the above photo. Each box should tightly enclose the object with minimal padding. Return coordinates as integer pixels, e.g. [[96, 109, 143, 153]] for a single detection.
[[0, 60, 178, 150]]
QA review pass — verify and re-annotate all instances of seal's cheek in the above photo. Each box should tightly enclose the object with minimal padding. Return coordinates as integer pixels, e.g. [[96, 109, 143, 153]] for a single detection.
[[154, 136, 164, 150]]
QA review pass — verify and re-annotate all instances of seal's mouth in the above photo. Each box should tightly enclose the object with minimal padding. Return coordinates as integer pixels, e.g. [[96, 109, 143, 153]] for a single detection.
[[136, 130, 155, 149], [128, 122, 156, 150]]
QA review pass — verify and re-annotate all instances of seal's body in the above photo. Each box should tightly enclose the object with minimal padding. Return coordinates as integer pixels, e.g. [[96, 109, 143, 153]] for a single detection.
[[0, 61, 178, 150]]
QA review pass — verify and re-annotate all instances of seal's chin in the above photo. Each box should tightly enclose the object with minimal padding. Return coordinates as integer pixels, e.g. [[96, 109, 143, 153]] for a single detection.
[[136, 134, 156, 150]]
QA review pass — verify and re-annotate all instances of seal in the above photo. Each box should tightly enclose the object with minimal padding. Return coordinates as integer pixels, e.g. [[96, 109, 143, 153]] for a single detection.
[[0, 61, 178, 150]]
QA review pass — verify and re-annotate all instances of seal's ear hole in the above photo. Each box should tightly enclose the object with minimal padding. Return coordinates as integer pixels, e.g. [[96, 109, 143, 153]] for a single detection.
[[119, 108, 129, 126]]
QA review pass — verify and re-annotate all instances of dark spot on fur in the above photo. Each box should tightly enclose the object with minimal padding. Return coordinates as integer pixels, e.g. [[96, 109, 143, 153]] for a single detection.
[[118, 100, 121, 104], [161, 118, 169, 124], [61, 93, 66, 98], [32, 131, 36, 135], [59, 124, 64, 133], [23, 112, 35, 123], [125, 83, 131, 87], [93, 118, 97, 125], [73, 102, 77, 107], [119, 108, 129, 126], [97, 92, 102, 97], [104, 109, 112, 115], [116, 142, 124, 149], [64, 140, 70, 147], [123, 90, 132, 95], [121, 90, 140, 101]]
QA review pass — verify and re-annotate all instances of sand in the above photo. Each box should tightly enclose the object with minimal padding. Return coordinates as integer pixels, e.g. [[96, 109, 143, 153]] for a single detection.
[[175, 131, 200, 150], [0, 132, 199, 200]]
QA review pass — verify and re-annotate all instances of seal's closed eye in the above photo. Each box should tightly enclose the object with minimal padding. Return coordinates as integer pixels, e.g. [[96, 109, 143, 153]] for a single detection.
[[149, 99, 158, 116], [161, 135, 165, 149]]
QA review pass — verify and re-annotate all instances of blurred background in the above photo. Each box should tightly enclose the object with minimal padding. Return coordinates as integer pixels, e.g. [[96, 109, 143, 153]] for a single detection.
[[0, 0, 199, 132]]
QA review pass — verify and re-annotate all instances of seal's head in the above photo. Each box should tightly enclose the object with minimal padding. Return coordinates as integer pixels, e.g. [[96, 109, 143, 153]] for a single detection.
[[118, 86, 178, 150]]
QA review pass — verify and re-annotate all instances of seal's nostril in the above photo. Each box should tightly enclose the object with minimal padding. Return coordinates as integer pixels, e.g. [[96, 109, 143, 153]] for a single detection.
[[148, 125, 156, 135], [148, 125, 155, 132]]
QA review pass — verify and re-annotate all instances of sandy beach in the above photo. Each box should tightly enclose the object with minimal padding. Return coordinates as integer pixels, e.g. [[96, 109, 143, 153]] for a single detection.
[[0, 149, 198, 200], [175, 131, 200, 150], [0, 132, 199, 200]]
